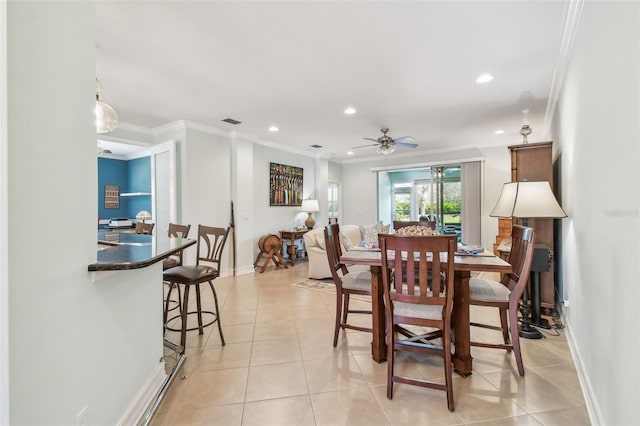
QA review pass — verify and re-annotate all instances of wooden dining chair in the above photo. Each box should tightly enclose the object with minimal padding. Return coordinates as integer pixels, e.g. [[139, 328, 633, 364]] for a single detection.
[[468, 225, 535, 376], [163, 225, 229, 353], [135, 222, 154, 235], [379, 233, 457, 411], [324, 223, 373, 347]]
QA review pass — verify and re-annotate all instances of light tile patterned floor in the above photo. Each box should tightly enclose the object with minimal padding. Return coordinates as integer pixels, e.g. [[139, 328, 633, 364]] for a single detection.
[[152, 264, 590, 425]]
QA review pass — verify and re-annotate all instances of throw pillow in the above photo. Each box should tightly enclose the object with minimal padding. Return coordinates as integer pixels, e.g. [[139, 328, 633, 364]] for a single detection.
[[360, 224, 379, 243], [377, 223, 390, 234], [339, 232, 354, 251], [359, 223, 389, 244]]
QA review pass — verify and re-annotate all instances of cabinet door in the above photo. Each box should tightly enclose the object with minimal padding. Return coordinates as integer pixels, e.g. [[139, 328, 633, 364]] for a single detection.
[[509, 142, 555, 308]]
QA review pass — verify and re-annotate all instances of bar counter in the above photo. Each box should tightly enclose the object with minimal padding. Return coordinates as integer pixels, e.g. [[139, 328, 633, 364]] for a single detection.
[[88, 229, 195, 271]]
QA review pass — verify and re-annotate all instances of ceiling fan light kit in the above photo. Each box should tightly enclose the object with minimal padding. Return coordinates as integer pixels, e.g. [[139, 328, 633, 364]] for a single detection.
[[377, 145, 395, 155]]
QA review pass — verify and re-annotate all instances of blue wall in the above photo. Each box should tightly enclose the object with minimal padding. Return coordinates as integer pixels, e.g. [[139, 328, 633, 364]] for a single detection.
[[98, 157, 152, 221]]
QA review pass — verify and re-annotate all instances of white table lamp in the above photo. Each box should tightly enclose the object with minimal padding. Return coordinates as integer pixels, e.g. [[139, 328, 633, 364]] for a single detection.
[[300, 199, 320, 229]]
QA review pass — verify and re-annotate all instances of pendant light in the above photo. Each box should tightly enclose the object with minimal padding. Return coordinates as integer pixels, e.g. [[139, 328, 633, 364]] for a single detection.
[[95, 78, 118, 134]]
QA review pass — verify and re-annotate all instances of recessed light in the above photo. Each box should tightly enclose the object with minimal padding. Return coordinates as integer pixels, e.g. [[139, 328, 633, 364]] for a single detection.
[[494, 129, 505, 134], [347, 151, 354, 156], [344, 107, 356, 115], [475, 74, 494, 84], [268, 126, 279, 132]]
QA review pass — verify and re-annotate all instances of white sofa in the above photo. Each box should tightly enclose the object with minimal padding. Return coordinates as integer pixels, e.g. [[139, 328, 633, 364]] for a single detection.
[[303, 225, 362, 279]]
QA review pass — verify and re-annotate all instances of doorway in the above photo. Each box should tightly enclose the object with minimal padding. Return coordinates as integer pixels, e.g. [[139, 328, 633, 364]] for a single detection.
[[97, 138, 176, 232]]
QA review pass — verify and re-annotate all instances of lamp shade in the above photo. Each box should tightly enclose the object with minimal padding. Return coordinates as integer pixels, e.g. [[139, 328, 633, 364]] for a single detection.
[[136, 210, 152, 222], [490, 181, 567, 219], [300, 199, 320, 212]]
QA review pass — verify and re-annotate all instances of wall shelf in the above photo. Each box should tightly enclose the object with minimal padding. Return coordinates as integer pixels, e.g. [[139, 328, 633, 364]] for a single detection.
[[120, 192, 151, 197]]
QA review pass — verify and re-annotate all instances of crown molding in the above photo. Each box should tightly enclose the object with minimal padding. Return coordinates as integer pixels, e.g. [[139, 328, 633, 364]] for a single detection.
[[253, 137, 332, 160], [542, 0, 584, 139]]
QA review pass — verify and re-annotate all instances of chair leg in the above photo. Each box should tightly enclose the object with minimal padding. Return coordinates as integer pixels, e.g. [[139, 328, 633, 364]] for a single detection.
[[499, 307, 511, 351], [386, 326, 395, 399], [209, 281, 225, 346], [164, 282, 174, 328], [180, 285, 190, 354], [195, 284, 204, 334], [333, 290, 343, 347], [342, 294, 350, 325], [443, 327, 455, 412], [509, 307, 525, 376]]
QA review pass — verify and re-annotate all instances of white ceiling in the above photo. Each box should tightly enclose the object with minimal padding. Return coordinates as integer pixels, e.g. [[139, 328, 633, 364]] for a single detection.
[[96, 1, 570, 162]]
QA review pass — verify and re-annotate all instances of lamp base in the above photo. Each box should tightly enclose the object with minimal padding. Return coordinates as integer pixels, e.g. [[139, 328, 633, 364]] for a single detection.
[[305, 213, 316, 229], [519, 323, 543, 339]]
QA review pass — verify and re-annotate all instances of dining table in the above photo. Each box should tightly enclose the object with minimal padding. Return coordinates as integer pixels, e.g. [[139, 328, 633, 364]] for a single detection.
[[340, 247, 512, 377]]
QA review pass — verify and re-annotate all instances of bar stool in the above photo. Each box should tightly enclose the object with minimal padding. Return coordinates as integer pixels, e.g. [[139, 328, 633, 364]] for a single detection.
[[163, 225, 229, 352], [163, 223, 191, 322]]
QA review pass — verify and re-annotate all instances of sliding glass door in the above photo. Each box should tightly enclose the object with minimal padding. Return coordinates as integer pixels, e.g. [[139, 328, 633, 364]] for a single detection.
[[379, 165, 463, 240]]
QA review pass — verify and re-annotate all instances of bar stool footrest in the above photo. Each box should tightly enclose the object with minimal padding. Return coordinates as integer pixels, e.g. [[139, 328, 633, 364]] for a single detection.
[[165, 311, 219, 333]]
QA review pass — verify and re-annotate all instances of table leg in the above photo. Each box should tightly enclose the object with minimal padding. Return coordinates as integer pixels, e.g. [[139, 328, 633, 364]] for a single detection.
[[292, 236, 299, 266], [370, 265, 387, 363], [453, 270, 473, 376]]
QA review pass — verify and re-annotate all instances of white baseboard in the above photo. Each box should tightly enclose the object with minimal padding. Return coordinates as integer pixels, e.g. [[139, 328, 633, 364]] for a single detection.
[[563, 311, 602, 425], [117, 362, 167, 426]]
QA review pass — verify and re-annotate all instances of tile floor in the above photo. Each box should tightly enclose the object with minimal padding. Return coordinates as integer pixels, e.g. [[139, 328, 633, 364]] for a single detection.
[[152, 264, 590, 426]]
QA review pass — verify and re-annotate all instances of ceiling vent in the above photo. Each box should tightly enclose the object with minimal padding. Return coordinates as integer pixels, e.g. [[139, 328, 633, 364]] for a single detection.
[[222, 118, 242, 125], [310, 144, 323, 149]]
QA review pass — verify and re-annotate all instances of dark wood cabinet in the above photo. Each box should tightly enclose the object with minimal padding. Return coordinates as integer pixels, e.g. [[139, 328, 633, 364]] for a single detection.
[[508, 141, 555, 308]]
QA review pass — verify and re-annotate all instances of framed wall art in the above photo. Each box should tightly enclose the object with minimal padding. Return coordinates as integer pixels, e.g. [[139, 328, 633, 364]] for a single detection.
[[104, 184, 120, 209], [270, 162, 303, 206]]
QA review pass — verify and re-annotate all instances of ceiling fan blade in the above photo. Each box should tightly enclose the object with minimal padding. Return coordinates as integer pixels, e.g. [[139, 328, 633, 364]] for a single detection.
[[395, 142, 418, 148], [363, 137, 378, 142], [351, 143, 379, 149], [393, 136, 414, 144]]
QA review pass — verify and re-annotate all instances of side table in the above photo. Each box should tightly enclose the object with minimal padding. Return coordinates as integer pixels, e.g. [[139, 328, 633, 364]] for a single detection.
[[280, 230, 308, 266]]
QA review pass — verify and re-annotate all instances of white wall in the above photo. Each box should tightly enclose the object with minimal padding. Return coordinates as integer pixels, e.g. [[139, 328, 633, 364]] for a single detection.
[[0, 2, 8, 423], [551, 2, 639, 425], [7, 2, 163, 424], [251, 144, 320, 256]]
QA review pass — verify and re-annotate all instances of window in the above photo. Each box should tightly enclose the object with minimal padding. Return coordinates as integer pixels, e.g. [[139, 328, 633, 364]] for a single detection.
[[328, 182, 339, 224]]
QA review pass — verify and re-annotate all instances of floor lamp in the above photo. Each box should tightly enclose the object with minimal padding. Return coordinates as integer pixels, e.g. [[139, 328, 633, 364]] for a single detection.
[[490, 181, 567, 339]]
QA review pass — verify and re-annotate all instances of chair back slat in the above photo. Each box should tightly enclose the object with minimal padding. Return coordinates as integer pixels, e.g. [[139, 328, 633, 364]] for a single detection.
[[196, 225, 230, 269]]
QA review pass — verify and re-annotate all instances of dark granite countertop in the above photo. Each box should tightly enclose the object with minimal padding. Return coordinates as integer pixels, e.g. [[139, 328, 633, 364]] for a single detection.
[[89, 230, 196, 271]]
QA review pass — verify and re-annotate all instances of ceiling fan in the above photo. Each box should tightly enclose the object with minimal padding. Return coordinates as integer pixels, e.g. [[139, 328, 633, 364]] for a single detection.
[[352, 128, 418, 155]]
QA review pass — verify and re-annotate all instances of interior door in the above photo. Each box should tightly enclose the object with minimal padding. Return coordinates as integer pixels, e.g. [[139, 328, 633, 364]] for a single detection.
[[150, 140, 176, 237]]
